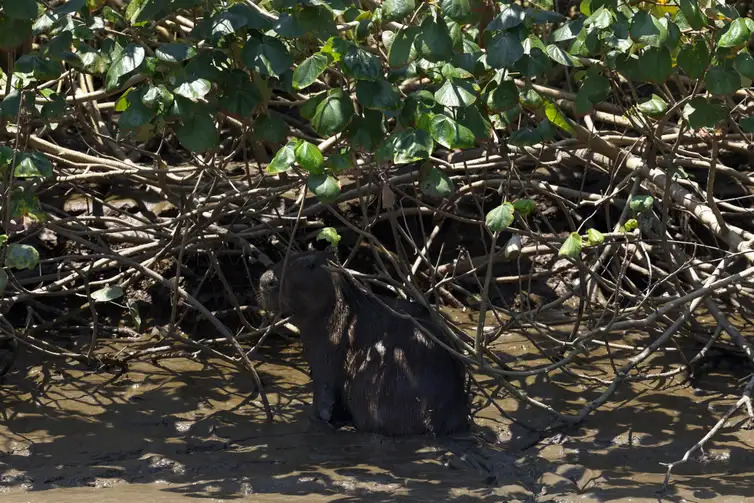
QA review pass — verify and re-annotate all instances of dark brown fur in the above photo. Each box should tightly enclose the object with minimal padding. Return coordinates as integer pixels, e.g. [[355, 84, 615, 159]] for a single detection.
[[258, 250, 470, 436]]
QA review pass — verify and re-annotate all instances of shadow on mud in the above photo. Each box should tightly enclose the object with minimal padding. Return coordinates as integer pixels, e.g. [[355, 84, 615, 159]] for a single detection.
[[1, 334, 753, 502]]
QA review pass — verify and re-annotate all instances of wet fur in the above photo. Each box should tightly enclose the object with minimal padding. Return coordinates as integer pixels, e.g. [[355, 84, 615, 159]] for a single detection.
[[259, 251, 470, 436]]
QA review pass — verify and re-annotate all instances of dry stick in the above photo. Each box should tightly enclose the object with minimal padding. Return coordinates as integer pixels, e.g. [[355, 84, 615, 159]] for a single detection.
[[662, 374, 754, 488], [92, 249, 273, 420], [475, 231, 499, 361], [563, 122, 754, 263], [570, 252, 731, 425]]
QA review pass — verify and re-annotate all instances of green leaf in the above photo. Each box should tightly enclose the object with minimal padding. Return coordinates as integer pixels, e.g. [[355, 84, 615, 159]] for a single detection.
[[514, 48, 552, 77], [623, 219, 639, 232], [14, 152, 53, 178], [155, 43, 197, 63], [629, 11, 667, 48], [683, 98, 727, 129], [558, 232, 582, 258], [739, 117, 754, 133], [311, 88, 354, 137], [293, 53, 329, 90], [420, 166, 454, 198], [679, 0, 706, 30], [242, 36, 292, 77], [119, 88, 154, 129], [546, 44, 583, 67], [719, 18, 751, 48], [678, 39, 710, 79], [141, 85, 172, 111], [349, 109, 386, 152], [429, 114, 475, 149], [5, 244, 39, 270], [254, 115, 289, 143], [637, 94, 668, 118], [342, 45, 382, 80], [5, 0, 38, 20], [485, 203, 515, 232], [173, 78, 211, 101], [586, 228, 604, 246], [10, 190, 43, 222], [440, 0, 477, 22], [105, 43, 144, 91], [544, 102, 574, 134], [400, 90, 436, 127], [175, 114, 218, 153], [218, 70, 260, 117], [552, 19, 584, 43], [486, 3, 526, 31], [735, 52, 754, 80], [629, 195, 654, 213], [513, 199, 536, 217], [91, 285, 124, 303], [378, 128, 434, 164], [584, 6, 612, 29], [0, 147, 13, 168], [15, 52, 63, 81], [457, 105, 491, 140], [414, 14, 453, 62], [486, 80, 519, 112], [388, 26, 419, 67], [0, 17, 31, 49], [487, 33, 524, 68], [355, 79, 400, 110], [268, 141, 297, 174], [295, 140, 325, 174], [307, 173, 340, 202], [317, 227, 341, 247], [327, 151, 353, 173], [434, 78, 477, 107], [383, 0, 415, 20], [638, 47, 672, 83], [705, 65, 741, 96]]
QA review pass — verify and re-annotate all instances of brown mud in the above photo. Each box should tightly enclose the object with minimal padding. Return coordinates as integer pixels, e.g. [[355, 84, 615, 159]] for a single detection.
[[1, 322, 753, 503]]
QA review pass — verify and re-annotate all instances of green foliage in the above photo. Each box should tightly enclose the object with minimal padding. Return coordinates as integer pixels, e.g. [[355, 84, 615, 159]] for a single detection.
[[3, 0, 754, 285]]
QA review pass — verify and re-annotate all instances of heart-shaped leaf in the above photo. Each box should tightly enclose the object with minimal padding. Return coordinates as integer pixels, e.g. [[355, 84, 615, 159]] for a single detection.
[[293, 52, 329, 90], [485, 202, 515, 232], [106, 43, 145, 91], [308, 173, 340, 202], [295, 140, 325, 174], [419, 166, 454, 198], [155, 43, 197, 63], [629, 195, 654, 213], [355, 79, 400, 110], [434, 78, 477, 107], [91, 285, 125, 303], [558, 232, 582, 258], [311, 89, 354, 137], [429, 114, 475, 149], [587, 228, 604, 246], [175, 114, 218, 153], [317, 227, 342, 247], [268, 141, 297, 174], [5, 244, 40, 270]]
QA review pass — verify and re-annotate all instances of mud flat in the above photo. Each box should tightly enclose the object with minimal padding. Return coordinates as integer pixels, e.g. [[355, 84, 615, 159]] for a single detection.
[[1, 331, 753, 502]]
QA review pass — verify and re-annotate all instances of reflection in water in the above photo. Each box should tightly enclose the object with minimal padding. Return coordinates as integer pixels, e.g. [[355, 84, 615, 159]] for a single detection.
[[0, 332, 752, 502]]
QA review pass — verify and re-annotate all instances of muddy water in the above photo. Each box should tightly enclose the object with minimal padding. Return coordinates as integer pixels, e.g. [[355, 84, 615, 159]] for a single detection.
[[1, 329, 753, 503]]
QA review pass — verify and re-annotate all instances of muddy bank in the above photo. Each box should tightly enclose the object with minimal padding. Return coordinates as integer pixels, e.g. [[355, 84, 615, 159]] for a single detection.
[[1, 333, 753, 502]]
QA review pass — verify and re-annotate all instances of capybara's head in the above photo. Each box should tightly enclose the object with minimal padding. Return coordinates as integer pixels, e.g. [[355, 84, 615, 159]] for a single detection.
[[258, 250, 337, 318]]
